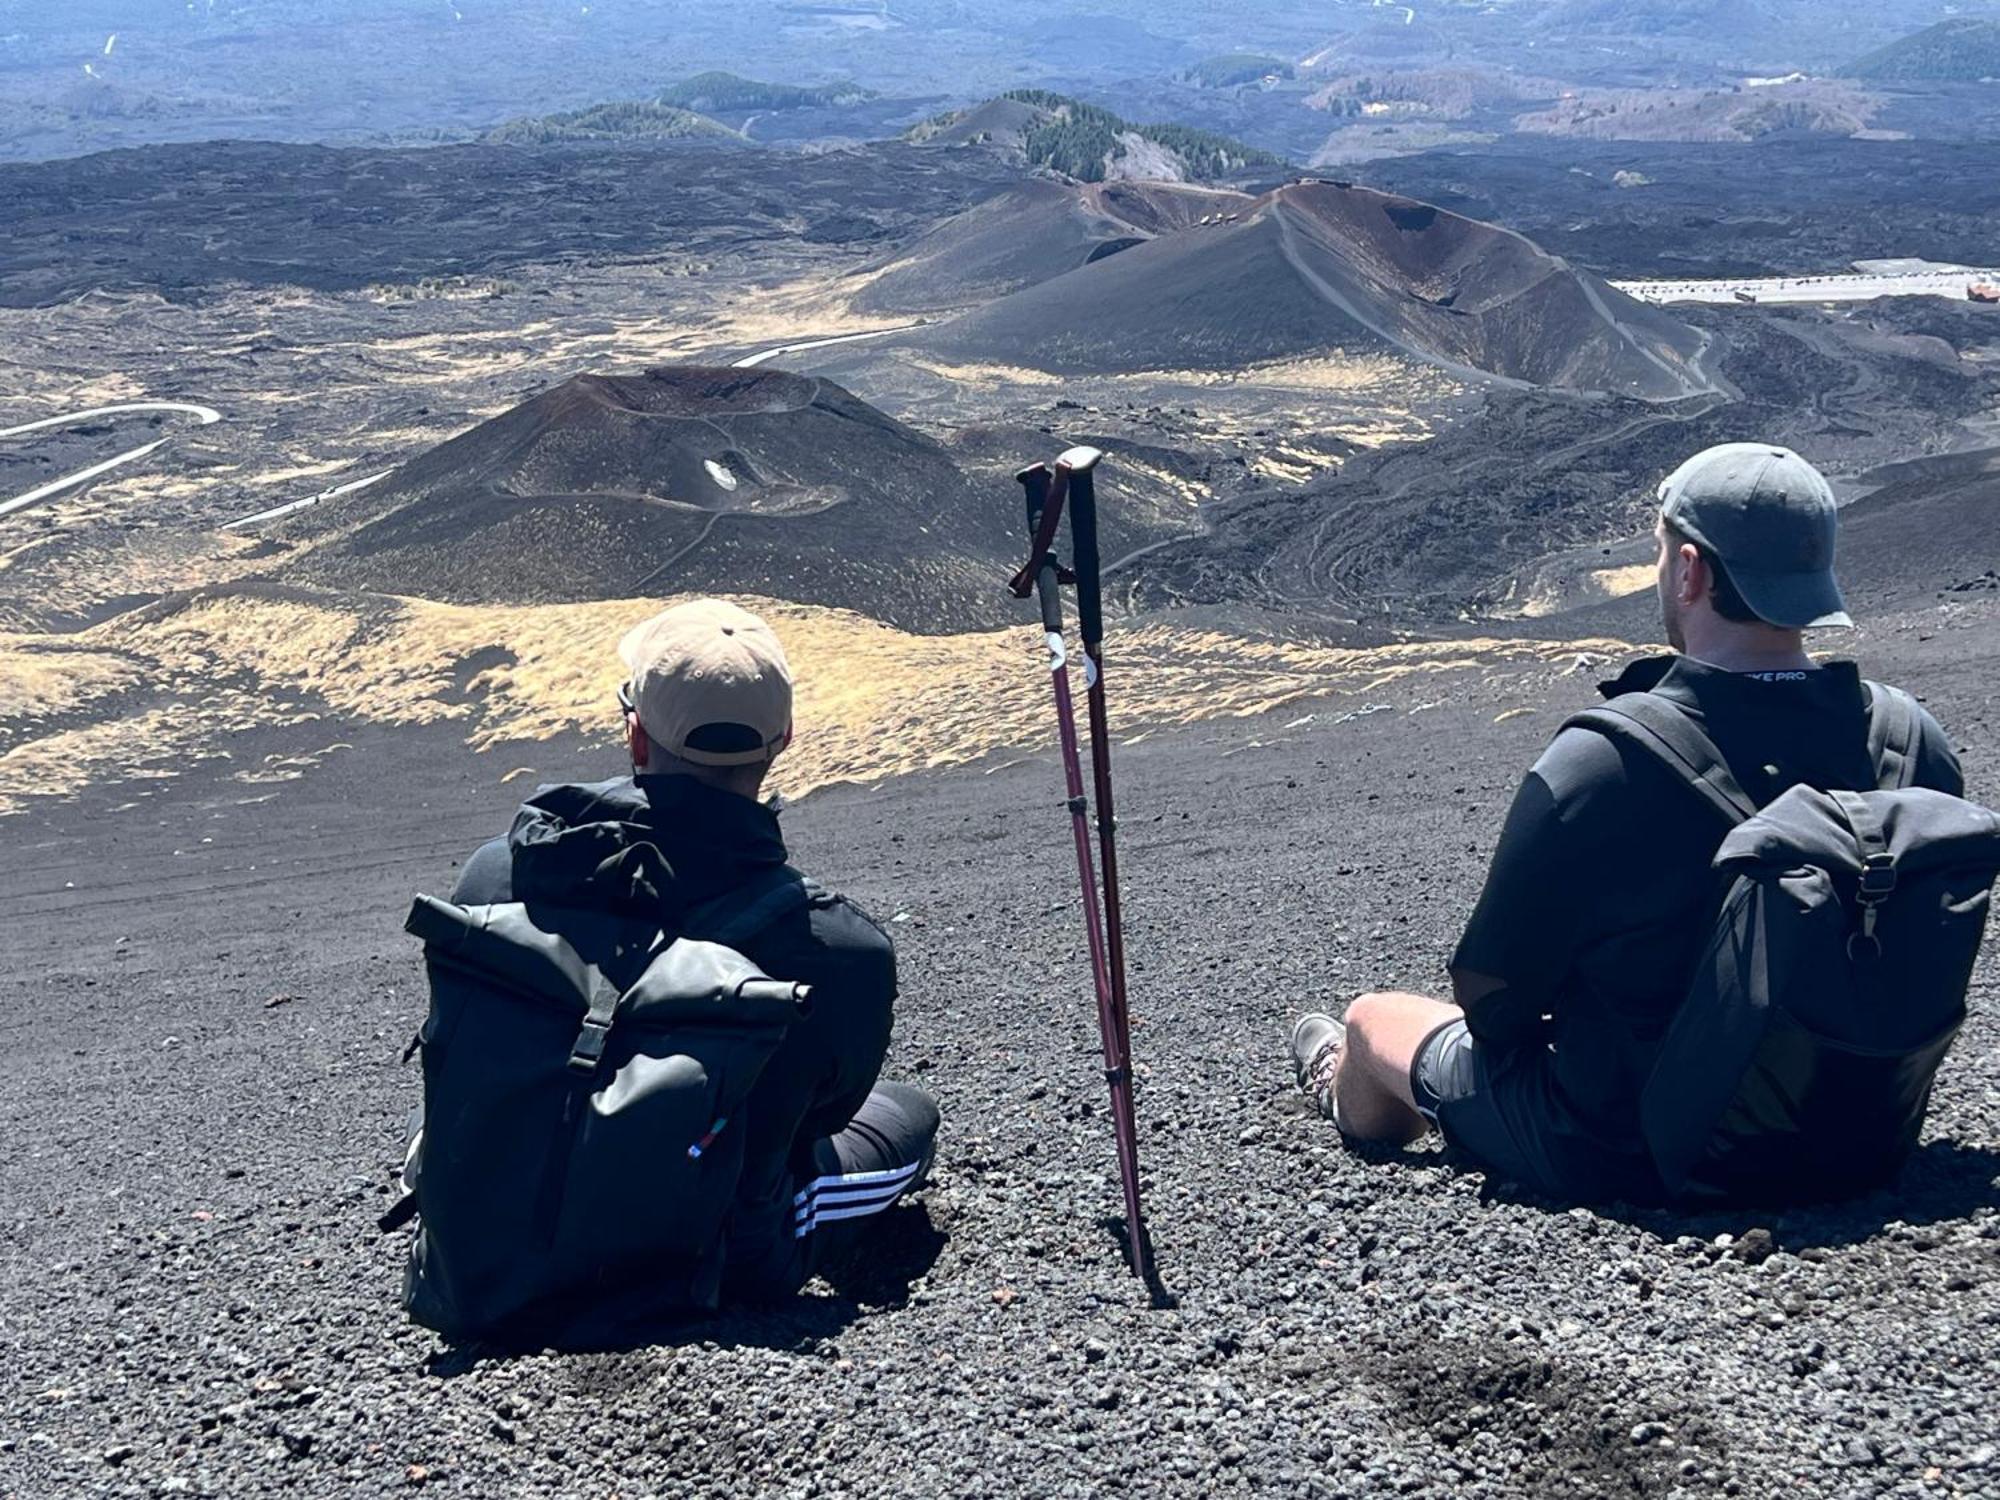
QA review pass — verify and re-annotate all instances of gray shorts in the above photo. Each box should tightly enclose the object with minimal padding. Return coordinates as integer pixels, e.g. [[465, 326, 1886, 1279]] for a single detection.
[[1409, 1018, 1567, 1195]]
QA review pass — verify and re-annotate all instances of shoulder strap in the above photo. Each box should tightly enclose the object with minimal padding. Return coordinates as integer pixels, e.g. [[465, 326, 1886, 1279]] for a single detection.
[[1864, 682, 1922, 791], [683, 864, 816, 950], [1564, 695, 1758, 826]]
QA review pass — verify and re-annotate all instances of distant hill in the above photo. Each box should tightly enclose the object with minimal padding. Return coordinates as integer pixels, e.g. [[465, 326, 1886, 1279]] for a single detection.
[[482, 101, 738, 145], [1185, 54, 1295, 89], [900, 180, 1721, 400], [856, 177, 1251, 315], [280, 367, 1018, 630], [1515, 80, 1877, 142], [1535, 0, 1783, 37], [1844, 19, 2000, 83], [910, 91, 1284, 183], [658, 72, 877, 113]]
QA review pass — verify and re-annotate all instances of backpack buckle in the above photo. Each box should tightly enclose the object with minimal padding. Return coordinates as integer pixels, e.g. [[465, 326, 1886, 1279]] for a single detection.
[[1848, 854, 1898, 963], [567, 1017, 612, 1075], [1856, 853, 1897, 903]]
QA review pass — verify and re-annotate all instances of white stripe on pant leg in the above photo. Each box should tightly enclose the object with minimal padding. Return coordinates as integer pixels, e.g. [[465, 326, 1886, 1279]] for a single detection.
[[791, 1159, 925, 1238], [795, 1193, 912, 1237], [794, 1179, 917, 1222], [791, 1159, 925, 1206], [792, 1163, 923, 1221], [795, 1191, 913, 1237], [796, 1199, 919, 1237]]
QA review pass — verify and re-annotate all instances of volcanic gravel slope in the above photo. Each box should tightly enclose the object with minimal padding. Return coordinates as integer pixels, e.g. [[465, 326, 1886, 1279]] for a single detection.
[[912, 181, 1720, 399], [283, 367, 1021, 630], [1838, 448, 2000, 608], [1126, 301, 2000, 628], [3, 595, 1997, 1499], [856, 179, 1254, 316]]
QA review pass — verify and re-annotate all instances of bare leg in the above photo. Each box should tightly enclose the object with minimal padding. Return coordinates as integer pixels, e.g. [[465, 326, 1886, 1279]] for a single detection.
[[1335, 991, 1464, 1145]]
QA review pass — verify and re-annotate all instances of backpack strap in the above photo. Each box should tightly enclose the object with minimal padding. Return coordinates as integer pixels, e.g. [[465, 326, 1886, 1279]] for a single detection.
[[1564, 695, 1758, 827], [1864, 682, 1922, 791], [683, 864, 817, 950]]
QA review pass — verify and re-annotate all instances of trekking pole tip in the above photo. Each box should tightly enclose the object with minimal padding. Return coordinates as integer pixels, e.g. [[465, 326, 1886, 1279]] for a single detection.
[[1057, 445, 1104, 474]]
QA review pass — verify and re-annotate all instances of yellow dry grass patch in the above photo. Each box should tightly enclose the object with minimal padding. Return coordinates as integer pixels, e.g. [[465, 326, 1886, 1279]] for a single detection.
[[0, 637, 143, 721], [247, 458, 352, 487], [904, 352, 1434, 399], [1590, 565, 1656, 599], [0, 587, 1627, 816], [1508, 564, 1656, 620], [697, 269, 915, 350], [0, 528, 268, 633]]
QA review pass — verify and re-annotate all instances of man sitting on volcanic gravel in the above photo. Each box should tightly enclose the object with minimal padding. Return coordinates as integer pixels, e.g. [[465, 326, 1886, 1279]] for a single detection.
[[1286, 443, 1964, 1202], [452, 598, 938, 1299]]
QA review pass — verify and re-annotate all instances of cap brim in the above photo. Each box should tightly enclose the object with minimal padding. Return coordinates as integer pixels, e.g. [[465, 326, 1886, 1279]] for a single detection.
[[1727, 564, 1852, 630]]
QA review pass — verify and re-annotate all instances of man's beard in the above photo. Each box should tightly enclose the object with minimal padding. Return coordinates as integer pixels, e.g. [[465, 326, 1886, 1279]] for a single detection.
[[1659, 582, 1686, 652]]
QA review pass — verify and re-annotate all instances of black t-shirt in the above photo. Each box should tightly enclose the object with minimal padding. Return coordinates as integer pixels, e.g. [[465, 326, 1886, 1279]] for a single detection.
[[1449, 656, 1963, 1192]]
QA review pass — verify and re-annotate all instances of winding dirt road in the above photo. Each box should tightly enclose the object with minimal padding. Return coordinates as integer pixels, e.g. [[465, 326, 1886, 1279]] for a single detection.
[[0, 401, 221, 520], [731, 325, 917, 369]]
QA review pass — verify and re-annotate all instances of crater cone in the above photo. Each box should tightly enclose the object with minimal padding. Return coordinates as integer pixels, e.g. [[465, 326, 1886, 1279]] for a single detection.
[[280, 366, 1018, 630]]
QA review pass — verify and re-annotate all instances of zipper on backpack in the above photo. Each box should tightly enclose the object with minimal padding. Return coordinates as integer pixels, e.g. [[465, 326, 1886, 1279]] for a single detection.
[[687, 1117, 729, 1160]]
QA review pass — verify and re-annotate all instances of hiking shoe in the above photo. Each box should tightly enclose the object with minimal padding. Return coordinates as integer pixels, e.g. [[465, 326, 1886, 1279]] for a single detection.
[[1288, 1012, 1346, 1125]]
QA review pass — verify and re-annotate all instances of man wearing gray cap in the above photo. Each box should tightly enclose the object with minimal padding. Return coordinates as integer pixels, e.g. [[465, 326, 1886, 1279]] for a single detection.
[[1287, 444, 1965, 1203], [451, 599, 938, 1304]]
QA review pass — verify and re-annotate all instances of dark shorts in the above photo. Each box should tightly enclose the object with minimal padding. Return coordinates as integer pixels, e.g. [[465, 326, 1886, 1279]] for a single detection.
[[1409, 1018, 1572, 1196]]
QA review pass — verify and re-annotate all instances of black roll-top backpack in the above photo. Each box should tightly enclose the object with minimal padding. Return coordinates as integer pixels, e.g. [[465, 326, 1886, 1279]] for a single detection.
[[383, 867, 815, 1345], [1567, 684, 2000, 1205]]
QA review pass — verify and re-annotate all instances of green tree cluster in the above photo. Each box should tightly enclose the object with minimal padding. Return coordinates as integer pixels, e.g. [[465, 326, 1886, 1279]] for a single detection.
[[999, 91, 1281, 182], [658, 71, 875, 113], [1185, 54, 1293, 89], [483, 101, 738, 144]]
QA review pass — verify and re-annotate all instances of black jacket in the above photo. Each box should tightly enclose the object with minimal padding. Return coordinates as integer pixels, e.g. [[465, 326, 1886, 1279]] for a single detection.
[[1449, 656, 1963, 1198], [453, 774, 896, 1298]]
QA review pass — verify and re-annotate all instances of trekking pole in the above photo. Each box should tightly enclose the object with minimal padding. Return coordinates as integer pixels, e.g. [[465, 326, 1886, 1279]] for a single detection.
[[1054, 447, 1156, 1290], [1011, 461, 1159, 1292]]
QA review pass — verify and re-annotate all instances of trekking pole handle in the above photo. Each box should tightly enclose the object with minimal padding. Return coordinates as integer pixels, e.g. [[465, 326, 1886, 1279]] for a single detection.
[[1016, 461, 1070, 637], [1060, 447, 1107, 650], [1009, 461, 1068, 599], [1034, 557, 1065, 636], [1016, 461, 1050, 534]]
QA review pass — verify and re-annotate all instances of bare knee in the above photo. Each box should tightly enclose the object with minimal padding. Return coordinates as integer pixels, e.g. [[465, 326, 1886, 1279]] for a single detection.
[[1345, 991, 1438, 1052], [1341, 990, 1462, 1103]]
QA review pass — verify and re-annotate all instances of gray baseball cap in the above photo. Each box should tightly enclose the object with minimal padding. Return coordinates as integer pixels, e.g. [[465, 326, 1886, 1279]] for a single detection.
[[1657, 443, 1852, 629]]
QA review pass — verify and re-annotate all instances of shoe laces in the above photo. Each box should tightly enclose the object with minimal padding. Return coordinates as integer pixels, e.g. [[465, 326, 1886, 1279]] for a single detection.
[[1304, 1035, 1343, 1111]]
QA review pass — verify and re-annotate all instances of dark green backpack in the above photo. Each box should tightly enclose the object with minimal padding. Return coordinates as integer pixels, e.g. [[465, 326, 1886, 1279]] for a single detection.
[[388, 869, 813, 1344]]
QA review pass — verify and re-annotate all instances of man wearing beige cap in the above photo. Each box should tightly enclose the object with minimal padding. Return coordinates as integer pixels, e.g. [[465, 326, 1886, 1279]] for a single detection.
[[1286, 443, 1966, 1203], [452, 598, 938, 1303]]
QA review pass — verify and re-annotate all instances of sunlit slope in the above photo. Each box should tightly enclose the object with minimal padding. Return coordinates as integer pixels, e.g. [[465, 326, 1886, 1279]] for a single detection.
[[0, 583, 1625, 816], [912, 181, 1720, 399]]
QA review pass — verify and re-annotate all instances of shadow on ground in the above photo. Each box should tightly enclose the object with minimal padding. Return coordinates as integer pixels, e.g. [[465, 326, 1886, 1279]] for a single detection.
[[1426, 1137, 2000, 1252], [425, 1202, 948, 1375]]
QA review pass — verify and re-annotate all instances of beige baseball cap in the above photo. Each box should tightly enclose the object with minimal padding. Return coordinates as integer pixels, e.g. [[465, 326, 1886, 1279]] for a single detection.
[[617, 600, 793, 767]]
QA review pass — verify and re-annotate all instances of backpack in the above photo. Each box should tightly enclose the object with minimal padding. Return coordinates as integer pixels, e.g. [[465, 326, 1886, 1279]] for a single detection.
[[385, 866, 815, 1344], [1567, 684, 2000, 1205]]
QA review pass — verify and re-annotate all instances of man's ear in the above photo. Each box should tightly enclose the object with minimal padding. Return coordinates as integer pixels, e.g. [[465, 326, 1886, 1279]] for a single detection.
[[1677, 542, 1706, 606], [626, 715, 650, 770]]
